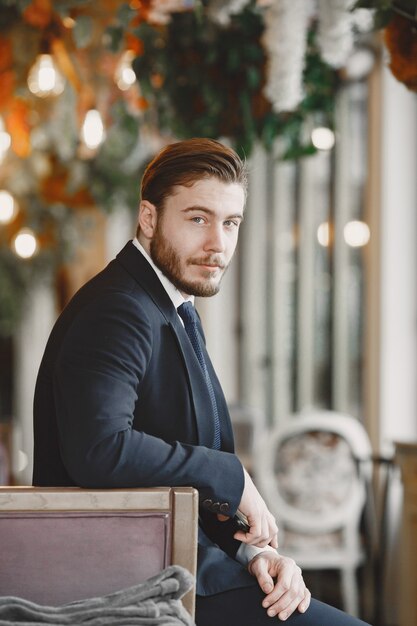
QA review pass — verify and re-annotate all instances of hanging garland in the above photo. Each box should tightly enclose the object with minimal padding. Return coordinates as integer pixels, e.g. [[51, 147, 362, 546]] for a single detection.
[[127, 9, 337, 159], [0, 0, 413, 336]]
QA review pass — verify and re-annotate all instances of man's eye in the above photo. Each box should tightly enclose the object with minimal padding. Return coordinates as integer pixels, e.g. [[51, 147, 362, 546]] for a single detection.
[[224, 220, 239, 228], [192, 217, 205, 224]]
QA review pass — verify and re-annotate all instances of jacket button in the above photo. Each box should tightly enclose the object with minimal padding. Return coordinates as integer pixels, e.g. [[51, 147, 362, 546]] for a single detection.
[[202, 498, 213, 509], [219, 503, 230, 514]]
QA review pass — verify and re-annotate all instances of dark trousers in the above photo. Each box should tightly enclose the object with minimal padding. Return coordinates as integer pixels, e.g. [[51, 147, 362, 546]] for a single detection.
[[196, 586, 371, 626]]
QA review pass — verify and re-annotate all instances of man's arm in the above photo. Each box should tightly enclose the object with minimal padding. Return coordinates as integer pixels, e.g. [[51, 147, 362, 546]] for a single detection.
[[52, 291, 277, 547], [53, 292, 243, 511]]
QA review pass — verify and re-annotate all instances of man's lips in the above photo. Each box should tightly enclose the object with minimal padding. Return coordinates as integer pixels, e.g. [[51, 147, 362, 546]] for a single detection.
[[189, 259, 225, 271], [194, 263, 224, 272]]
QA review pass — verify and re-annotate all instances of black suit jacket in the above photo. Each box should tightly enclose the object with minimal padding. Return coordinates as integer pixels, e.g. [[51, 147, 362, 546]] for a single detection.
[[33, 241, 255, 595]]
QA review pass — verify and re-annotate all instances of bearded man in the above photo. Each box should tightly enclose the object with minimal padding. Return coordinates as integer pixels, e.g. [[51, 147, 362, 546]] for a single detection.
[[33, 138, 370, 626]]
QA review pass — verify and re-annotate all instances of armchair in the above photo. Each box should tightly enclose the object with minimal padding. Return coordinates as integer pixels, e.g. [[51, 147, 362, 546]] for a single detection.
[[0, 486, 198, 618]]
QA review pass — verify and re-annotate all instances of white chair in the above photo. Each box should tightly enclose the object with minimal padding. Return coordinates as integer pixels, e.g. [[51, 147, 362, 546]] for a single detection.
[[255, 410, 373, 617]]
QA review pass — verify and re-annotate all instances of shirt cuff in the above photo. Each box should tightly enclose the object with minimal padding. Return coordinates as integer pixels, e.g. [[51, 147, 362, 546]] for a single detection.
[[235, 543, 277, 567]]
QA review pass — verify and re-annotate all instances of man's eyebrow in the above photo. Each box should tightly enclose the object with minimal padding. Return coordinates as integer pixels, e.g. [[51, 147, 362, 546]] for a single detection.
[[182, 206, 244, 220]]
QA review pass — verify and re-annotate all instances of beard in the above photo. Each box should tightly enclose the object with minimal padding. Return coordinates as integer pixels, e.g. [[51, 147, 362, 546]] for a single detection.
[[150, 222, 227, 297]]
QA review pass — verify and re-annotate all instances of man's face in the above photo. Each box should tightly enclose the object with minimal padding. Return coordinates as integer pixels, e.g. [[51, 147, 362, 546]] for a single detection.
[[146, 177, 245, 297]]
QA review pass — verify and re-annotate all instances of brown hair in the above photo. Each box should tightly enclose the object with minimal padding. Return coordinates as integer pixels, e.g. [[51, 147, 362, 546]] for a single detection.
[[140, 138, 248, 210]]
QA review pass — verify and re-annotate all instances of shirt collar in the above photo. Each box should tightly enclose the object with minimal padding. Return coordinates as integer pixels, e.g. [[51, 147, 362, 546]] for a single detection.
[[132, 238, 194, 310]]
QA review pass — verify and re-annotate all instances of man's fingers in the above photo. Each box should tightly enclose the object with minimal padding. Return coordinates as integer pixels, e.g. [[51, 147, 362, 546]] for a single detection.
[[264, 584, 307, 620], [233, 511, 278, 548], [248, 552, 310, 621], [233, 528, 273, 547], [262, 571, 294, 608], [298, 588, 311, 614], [276, 588, 311, 621], [233, 529, 267, 546], [238, 469, 279, 547], [248, 555, 274, 594], [260, 558, 305, 612]]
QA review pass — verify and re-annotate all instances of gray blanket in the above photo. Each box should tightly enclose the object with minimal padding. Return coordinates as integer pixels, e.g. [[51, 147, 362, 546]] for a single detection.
[[0, 565, 195, 626]]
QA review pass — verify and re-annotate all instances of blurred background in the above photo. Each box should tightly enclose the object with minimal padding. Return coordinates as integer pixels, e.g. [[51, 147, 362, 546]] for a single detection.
[[0, 1, 416, 624]]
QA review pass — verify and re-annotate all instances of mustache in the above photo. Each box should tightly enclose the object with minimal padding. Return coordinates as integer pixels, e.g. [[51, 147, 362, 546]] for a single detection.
[[187, 256, 226, 269]]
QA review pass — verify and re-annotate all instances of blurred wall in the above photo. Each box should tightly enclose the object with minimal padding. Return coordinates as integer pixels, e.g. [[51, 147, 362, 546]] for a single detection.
[[379, 62, 417, 626]]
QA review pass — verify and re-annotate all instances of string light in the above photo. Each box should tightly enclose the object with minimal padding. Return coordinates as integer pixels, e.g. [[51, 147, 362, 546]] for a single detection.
[[343, 220, 370, 247], [115, 51, 137, 91], [27, 54, 65, 98], [0, 116, 11, 163], [81, 109, 105, 149], [0, 190, 18, 224], [13, 228, 38, 259], [317, 221, 331, 247], [311, 126, 335, 151], [63, 16, 76, 28], [344, 47, 375, 80]]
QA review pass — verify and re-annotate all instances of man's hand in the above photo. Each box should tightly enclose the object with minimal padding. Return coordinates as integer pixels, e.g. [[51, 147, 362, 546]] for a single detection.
[[248, 551, 311, 621], [234, 468, 278, 548]]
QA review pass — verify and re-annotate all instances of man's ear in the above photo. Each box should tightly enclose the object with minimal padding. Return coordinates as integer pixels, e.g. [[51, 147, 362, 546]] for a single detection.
[[138, 200, 157, 239]]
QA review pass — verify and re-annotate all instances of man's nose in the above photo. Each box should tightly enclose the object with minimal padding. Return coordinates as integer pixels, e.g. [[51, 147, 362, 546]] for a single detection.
[[204, 224, 226, 252]]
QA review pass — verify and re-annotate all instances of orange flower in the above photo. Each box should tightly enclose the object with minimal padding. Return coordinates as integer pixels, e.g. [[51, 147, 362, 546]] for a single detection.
[[51, 38, 82, 92], [150, 72, 164, 88], [41, 160, 95, 208], [125, 33, 144, 56], [130, 0, 153, 24], [23, 0, 54, 29], [0, 72, 14, 109], [384, 13, 417, 91], [0, 38, 14, 108], [0, 37, 12, 72], [137, 96, 149, 111], [5, 99, 31, 158]]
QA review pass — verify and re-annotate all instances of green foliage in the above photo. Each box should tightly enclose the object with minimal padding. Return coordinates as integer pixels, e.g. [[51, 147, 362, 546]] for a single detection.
[[0, 0, 32, 9], [117, 3, 135, 29], [0, 241, 59, 337], [0, 0, 91, 12], [88, 102, 142, 212], [72, 15, 93, 48], [131, 8, 337, 160], [0, 250, 27, 337]]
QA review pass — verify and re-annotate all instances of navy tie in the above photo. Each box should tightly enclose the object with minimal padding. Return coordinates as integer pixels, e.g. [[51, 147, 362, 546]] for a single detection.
[[177, 302, 221, 450]]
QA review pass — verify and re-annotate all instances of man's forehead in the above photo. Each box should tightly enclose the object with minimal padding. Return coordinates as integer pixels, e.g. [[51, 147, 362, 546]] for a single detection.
[[167, 177, 245, 205]]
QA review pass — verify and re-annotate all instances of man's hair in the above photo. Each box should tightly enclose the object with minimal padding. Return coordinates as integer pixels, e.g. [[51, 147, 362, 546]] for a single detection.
[[140, 138, 248, 210]]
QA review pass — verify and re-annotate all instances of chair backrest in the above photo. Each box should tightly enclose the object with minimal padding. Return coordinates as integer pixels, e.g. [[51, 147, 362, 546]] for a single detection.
[[0, 486, 198, 616], [255, 411, 373, 535]]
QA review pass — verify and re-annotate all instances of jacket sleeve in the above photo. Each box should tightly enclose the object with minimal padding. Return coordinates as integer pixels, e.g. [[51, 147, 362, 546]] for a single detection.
[[53, 290, 244, 515]]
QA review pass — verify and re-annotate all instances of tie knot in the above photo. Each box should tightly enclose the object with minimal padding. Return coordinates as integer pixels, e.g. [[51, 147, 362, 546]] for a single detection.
[[177, 301, 197, 326]]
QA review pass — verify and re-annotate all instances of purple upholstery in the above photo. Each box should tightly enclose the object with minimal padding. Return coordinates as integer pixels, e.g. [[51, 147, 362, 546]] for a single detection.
[[0, 512, 171, 605]]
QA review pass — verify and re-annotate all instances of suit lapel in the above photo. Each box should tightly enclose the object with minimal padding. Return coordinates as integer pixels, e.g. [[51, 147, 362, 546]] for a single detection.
[[116, 241, 228, 449]]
